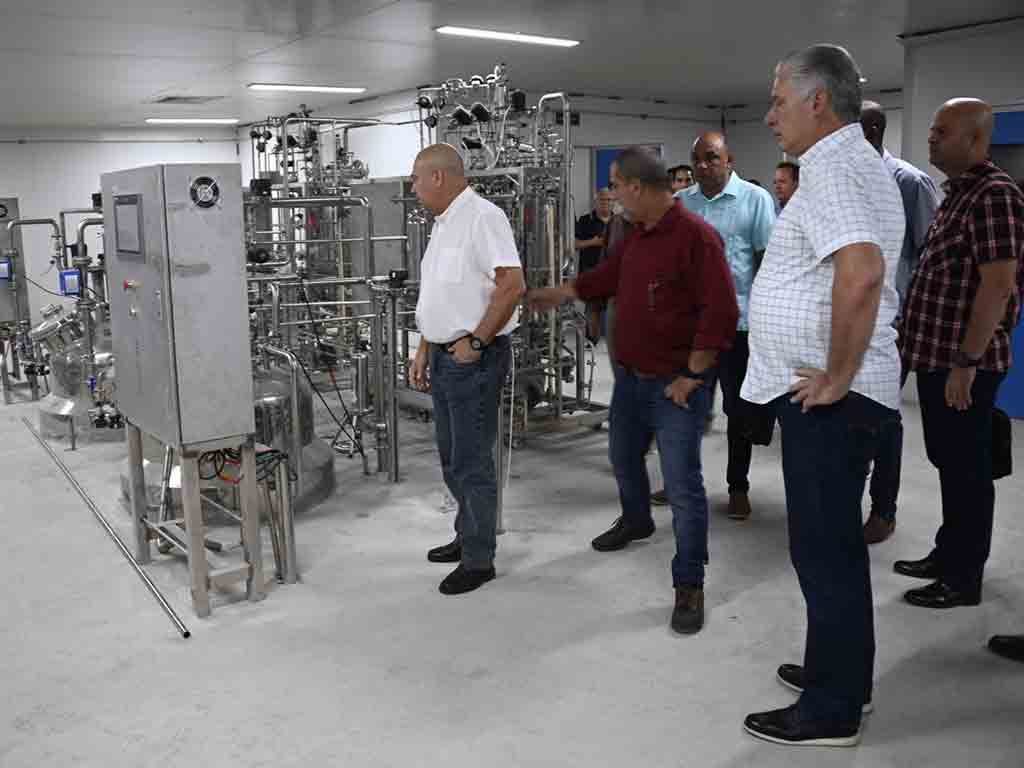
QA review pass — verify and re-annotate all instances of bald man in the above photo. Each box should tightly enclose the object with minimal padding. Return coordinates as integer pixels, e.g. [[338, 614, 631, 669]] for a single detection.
[[410, 143, 526, 595], [677, 131, 775, 521], [857, 101, 941, 544], [897, 99, 1024, 610]]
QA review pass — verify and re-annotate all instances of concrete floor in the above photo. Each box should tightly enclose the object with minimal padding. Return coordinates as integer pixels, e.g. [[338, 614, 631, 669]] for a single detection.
[[2, 348, 1023, 767]]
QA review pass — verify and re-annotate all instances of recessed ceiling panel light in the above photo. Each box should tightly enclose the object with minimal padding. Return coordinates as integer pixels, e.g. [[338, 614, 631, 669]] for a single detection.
[[436, 25, 579, 47], [145, 117, 239, 125], [248, 83, 367, 94]]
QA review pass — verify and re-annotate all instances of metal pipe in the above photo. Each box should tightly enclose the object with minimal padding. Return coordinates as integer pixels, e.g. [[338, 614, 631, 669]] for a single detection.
[[269, 283, 280, 340], [371, 311, 386, 475], [59, 208, 100, 267], [278, 313, 374, 328], [22, 417, 191, 639], [387, 292, 400, 483], [245, 196, 370, 209], [6, 218, 63, 270], [260, 345, 305, 500], [277, 457, 298, 583], [248, 235, 407, 246]]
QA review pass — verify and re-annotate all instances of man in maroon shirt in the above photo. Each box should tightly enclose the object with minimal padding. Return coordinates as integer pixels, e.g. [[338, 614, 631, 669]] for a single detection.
[[529, 147, 738, 634]]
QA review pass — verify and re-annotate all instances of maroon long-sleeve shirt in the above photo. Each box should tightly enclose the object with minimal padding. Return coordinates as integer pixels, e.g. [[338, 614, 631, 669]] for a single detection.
[[576, 203, 738, 376]]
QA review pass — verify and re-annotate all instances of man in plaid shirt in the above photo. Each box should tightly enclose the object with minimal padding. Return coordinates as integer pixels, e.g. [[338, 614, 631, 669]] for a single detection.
[[896, 98, 1024, 610]]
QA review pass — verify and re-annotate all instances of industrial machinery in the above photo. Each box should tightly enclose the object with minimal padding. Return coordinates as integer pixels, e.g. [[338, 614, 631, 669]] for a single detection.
[[102, 163, 270, 618], [398, 64, 606, 440], [0, 197, 37, 404]]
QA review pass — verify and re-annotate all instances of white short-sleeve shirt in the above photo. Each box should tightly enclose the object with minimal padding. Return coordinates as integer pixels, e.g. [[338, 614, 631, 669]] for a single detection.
[[741, 124, 906, 410], [415, 186, 522, 344]]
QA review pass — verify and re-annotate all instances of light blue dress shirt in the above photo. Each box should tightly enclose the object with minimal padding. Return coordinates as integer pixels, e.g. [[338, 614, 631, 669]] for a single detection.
[[882, 149, 940, 306], [676, 172, 776, 331]]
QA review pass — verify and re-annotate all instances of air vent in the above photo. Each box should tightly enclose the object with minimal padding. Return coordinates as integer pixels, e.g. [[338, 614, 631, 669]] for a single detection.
[[152, 95, 224, 105]]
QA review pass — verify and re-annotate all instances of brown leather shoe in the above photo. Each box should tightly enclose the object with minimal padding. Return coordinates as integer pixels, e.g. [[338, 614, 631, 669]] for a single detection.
[[863, 515, 895, 544], [671, 585, 704, 634], [727, 492, 752, 520]]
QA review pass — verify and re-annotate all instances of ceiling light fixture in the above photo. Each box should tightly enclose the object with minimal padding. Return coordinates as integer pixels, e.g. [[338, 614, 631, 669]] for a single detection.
[[436, 25, 580, 47], [248, 83, 367, 94], [145, 117, 239, 125]]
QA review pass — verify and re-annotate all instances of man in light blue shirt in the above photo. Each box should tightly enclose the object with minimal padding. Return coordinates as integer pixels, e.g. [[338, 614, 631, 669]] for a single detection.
[[676, 131, 776, 520], [858, 102, 940, 544]]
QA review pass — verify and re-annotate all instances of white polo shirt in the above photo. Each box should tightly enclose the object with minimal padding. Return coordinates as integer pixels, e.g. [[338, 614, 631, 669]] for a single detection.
[[415, 186, 521, 344], [741, 123, 906, 410]]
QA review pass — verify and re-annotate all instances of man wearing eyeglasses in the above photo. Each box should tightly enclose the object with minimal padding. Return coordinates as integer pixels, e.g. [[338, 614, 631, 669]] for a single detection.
[[677, 132, 776, 522]]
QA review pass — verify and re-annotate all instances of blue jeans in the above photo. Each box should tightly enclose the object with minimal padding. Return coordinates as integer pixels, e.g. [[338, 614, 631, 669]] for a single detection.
[[430, 337, 511, 570], [776, 392, 896, 726], [609, 366, 711, 587]]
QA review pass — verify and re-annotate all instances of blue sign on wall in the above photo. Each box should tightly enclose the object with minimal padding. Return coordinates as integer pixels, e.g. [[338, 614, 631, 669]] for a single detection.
[[993, 111, 1024, 146], [592, 145, 663, 191]]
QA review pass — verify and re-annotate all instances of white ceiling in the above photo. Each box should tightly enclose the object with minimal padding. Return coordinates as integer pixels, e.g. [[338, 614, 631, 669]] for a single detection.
[[0, 0, 1021, 128]]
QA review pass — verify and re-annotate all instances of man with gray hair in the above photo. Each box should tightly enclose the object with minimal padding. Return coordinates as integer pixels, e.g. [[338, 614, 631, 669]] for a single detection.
[[530, 146, 738, 635], [858, 101, 940, 544], [741, 45, 905, 746]]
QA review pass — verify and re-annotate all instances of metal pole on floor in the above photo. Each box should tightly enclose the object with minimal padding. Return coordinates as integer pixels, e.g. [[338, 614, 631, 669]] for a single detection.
[[22, 417, 191, 639]]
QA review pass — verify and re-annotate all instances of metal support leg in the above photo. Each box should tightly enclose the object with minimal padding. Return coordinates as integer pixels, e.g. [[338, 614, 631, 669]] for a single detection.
[[239, 441, 266, 602], [179, 451, 211, 618], [126, 423, 151, 564], [278, 459, 298, 584], [1, 341, 11, 405]]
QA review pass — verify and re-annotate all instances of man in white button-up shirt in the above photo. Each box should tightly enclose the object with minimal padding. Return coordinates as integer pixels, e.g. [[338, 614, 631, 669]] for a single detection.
[[409, 144, 525, 596], [740, 45, 905, 748]]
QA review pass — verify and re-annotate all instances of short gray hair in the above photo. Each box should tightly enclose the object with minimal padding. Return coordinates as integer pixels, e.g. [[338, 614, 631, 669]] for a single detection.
[[614, 147, 671, 192], [777, 44, 863, 124]]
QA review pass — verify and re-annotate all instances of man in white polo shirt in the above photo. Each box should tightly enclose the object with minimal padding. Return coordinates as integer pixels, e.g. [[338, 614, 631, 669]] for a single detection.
[[740, 45, 905, 747], [409, 143, 526, 595]]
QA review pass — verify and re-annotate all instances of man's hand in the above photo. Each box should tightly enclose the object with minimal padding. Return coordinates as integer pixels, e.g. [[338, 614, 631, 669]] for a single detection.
[[528, 286, 570, 311], [447, 336, 482, 365], [665, 376, 702, 409], [410, 347, 430, 391], [945, 366, 976, 411], [789, 368, 851, 412]]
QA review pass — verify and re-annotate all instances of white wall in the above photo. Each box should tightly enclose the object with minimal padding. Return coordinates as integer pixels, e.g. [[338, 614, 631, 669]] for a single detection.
[[903, 18, 1024, 179], [0, 128, 239, 321]]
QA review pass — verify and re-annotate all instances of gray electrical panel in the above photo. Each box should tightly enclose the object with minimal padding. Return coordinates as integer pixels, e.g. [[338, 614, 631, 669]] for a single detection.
[[101, 164, 254, 447], [0, 197, 27, 325]]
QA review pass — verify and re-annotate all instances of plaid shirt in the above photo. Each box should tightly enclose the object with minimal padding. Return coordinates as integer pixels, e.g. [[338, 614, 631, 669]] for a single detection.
[[900, 161, 1024, 372]]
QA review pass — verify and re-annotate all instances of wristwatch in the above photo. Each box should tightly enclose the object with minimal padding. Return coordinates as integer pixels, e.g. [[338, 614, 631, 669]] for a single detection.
[[952, 350, 983, 368], [468, 335, 487, 352]]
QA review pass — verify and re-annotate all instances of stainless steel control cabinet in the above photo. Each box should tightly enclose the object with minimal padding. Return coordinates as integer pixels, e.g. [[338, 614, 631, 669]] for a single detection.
[[101, 164, 254, 447]]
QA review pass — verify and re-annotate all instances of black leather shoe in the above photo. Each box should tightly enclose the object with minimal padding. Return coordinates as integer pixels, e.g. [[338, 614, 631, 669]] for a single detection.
[[591, 516, 655, 552], [988, 634, 1024, 663], [776, 664, 873, 714], [894, 553, 939, 579], [743, 704, 861, 747], [671, 586, 704, 635], [427, 539, 461, 563], [904, 580, 981, 609], [439, 564, 495, 595]]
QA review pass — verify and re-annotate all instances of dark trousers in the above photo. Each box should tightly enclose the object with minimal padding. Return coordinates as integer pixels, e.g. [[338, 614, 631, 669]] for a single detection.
[[610, 366, 712, 587], [916, 369, 1006, 596], [430, 337, 511, 570], [718, 330, 752, 494], [776, 392, 896, 725], [867, 367, 909, 522]]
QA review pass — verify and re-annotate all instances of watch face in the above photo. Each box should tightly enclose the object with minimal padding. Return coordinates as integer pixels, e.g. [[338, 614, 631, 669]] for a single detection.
[[470, 337, 483, 351]]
